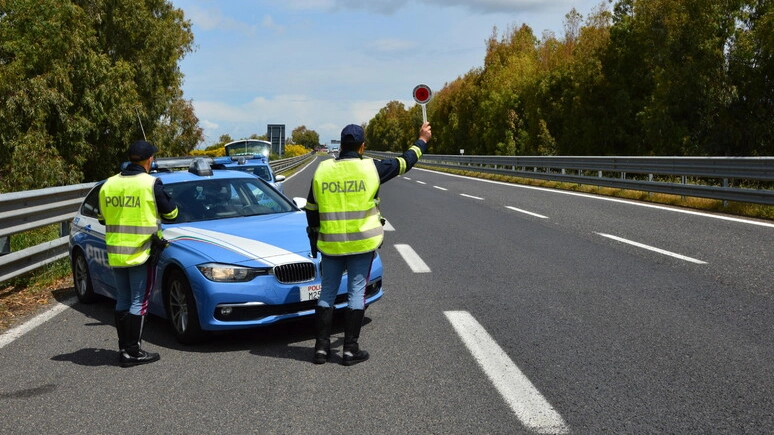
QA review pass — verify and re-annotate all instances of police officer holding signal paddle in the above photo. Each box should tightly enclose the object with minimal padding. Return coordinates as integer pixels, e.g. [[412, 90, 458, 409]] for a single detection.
[[305, 122, 431, 365]]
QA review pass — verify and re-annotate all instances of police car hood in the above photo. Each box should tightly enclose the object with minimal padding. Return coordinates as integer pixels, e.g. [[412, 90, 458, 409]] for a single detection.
[[161, 212, 311, 266]]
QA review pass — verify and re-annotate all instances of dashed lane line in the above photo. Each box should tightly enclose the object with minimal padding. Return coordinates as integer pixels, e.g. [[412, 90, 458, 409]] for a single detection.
[[383, 219, 395, 231], [394, 244, 431, 273], [596, 232, 707, 264], [505, 206, 549, 219], [445, 310, 570, 434]]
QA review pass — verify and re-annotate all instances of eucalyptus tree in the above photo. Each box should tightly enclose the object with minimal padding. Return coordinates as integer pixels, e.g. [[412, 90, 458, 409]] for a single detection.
[[0, 0, 195, 190]]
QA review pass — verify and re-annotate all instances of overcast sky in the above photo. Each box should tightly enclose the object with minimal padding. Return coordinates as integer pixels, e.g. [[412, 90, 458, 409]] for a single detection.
[[169, 0, 606, 147]]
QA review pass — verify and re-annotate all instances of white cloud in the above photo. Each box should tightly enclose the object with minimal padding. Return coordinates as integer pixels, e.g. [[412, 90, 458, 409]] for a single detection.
[[284, 0, 577, 15], [260, 15, 285, 34], [172, 0, 605, 146]]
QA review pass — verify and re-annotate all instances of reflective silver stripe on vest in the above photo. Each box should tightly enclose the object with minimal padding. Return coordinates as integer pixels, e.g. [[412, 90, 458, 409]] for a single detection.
[[106, 240, 152, 255], [105, 225, 158, 235], [318, 226, 383, 242], [319, 207, 379, 221]]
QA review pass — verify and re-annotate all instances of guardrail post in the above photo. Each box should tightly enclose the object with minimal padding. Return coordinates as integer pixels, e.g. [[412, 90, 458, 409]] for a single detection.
[[723, 178, 729, 207], [60, 221, 70, 238], [0, 236, 9, 256], [648, 174, 653, 198]]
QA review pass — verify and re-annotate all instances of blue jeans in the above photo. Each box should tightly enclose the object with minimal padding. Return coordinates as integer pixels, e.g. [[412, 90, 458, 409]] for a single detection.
[[317, 252, 375, 310], [112, 263, 155, 315]]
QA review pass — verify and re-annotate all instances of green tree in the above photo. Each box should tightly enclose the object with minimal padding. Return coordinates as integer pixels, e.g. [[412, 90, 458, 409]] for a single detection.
[[152, 93, 204, 156], [291, 125, 320, 149], [364, 101, 413, 152], [0, 0, 195, 191], [721, 0, 774, 155], [430, 70, 482, 155]]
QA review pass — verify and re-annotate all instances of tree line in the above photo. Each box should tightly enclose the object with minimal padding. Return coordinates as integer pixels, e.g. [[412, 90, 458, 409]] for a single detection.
[[365, 0, 773, 158], [0, 0, 201, 192], [2, 1, 770, 192]]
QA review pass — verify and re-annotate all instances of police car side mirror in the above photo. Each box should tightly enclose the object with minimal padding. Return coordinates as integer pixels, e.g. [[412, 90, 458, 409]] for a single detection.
[[275, 175, 286, 182], [293, 197, 307, 209]]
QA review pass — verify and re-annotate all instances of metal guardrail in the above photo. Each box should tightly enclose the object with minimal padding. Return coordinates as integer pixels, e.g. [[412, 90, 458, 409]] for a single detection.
[[0, 153, 314, 284], [1, 152, 769, 284], [367, 152, 774, 206]]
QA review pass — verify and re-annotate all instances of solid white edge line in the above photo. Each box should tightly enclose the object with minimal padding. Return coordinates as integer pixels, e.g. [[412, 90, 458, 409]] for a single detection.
[[506, 206, 549, 219], [414, 168, 774, 229], [0, 297, 76, 349], [394, 244, 431, 273], [460, 194, 484, 200], [444, 311, 570, 434], [596, 232, 708, 264]]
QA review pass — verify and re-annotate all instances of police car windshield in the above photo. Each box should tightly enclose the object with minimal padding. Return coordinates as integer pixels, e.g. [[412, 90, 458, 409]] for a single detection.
[[163, 178, 294, 223]]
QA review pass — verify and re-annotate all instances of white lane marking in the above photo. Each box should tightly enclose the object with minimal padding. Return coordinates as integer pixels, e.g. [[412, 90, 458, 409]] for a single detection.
[[460, 193, 484, 200], [416, 180, 427, 185], [596, 232, 708, 264], [445, 311, 570, 434], [0, 297, 76, 349], [394, 244, 431, 273], [433, 186, 448, 191], [382, 219, 395, 231], [415, 168, 774, 229], [506, 206, 549, 219]]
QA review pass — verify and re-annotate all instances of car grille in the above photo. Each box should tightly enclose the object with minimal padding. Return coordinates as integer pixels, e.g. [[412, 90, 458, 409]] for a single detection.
[[273, 262, 316, 283]]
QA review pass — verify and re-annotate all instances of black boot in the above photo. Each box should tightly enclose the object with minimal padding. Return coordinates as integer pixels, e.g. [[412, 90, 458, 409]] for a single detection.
[[313, 307, 334, 364], [114, 310, 130, 358], [342, 309, 369, 366], [119, 314, 160, 368]]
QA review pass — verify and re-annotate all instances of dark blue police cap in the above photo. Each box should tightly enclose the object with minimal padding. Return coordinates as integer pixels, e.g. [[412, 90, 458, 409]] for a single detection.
[[128, 140, 158, 162], [341, 124, 365, 146]]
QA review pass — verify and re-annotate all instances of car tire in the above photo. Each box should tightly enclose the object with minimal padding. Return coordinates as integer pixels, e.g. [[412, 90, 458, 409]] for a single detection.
[[164, 268, 204, 344], [72, 249, 97, 303]]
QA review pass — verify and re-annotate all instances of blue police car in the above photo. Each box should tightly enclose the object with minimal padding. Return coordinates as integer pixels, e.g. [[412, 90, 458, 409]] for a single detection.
[[69, 159, 383, 344], [211, 154, 285, 193]]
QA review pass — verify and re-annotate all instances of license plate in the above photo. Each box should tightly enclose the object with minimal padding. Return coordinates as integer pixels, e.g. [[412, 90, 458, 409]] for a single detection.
[[299, 284, 322, 301]]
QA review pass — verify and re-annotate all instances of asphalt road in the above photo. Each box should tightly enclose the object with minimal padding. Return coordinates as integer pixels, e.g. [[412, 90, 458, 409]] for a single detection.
[[1, 155, 772, 434]]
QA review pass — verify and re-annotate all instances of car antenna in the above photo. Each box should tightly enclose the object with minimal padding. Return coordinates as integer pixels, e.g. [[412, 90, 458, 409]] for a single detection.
[[135, 107, 147, 140]]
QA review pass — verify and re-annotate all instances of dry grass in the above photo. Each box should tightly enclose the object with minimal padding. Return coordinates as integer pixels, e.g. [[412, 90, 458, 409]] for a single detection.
[[0, 275, 74, 334]]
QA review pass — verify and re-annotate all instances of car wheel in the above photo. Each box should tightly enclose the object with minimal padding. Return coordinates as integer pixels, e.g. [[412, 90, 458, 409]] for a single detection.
[[72, 250, 97, 303], [164, 268, 204, 344]]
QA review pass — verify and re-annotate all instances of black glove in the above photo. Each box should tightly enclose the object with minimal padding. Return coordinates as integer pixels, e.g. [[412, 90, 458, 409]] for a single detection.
[[306, 226, 319, 258], [149, 233, 169, 266]]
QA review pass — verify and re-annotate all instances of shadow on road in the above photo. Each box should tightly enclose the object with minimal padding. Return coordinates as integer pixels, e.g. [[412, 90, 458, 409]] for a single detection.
[[54, 291, 372, 365]]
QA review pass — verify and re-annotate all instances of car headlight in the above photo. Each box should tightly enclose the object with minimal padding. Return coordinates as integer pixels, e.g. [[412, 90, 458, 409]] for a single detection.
[[197, 263, 269, 282]]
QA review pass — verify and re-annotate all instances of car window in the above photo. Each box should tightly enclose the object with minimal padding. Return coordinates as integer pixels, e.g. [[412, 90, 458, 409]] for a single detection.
[[164, 178, 294, 223], [252, 166, 271, 181], [229, 165, 272, 181], [80, 184, 102, 218]]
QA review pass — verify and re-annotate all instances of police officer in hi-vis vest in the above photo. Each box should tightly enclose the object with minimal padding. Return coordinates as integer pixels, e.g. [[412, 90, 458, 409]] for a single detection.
[[99, 140, 178, 367], [305, 122, 431, 365]]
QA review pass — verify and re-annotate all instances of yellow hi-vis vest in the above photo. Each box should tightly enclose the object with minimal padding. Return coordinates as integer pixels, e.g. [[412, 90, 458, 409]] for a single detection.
[[313, 158, 383, 256], [99, 173, 160, 267]]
